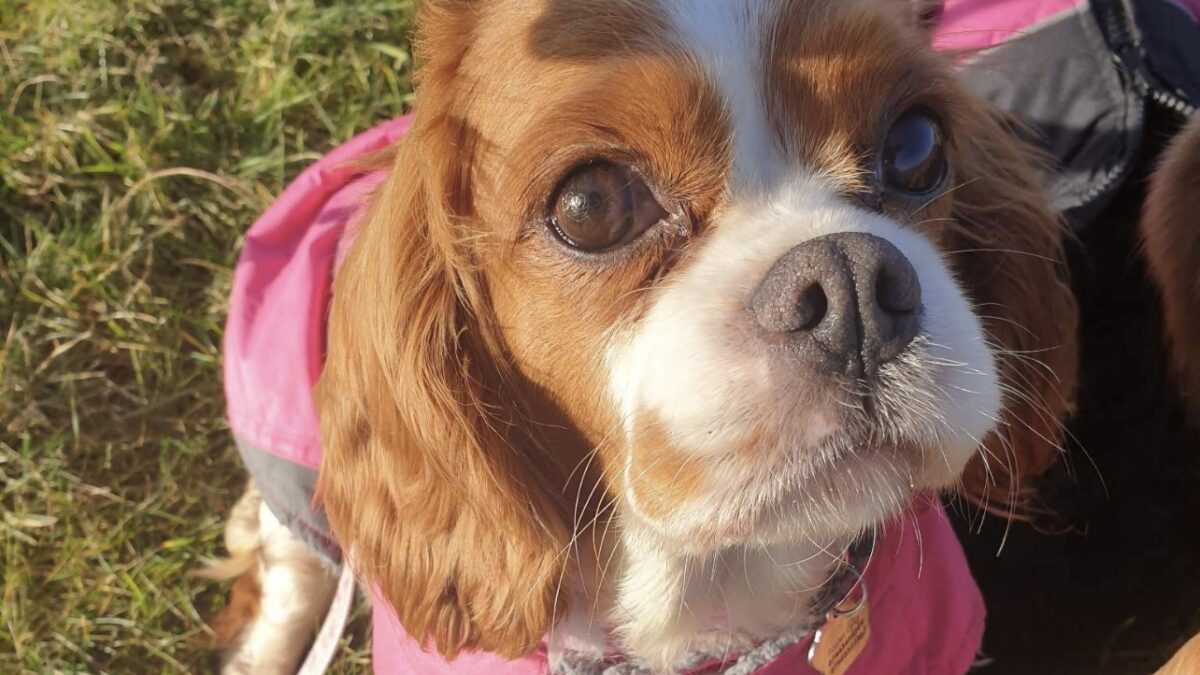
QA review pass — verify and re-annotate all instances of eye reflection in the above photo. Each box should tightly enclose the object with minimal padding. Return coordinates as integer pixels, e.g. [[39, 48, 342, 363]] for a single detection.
[[881, 107, 948, 195], [549, 161, 667, 252]]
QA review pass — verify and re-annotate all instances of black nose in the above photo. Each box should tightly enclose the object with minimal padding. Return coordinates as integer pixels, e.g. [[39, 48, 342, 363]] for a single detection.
[[749, 232, 922, 377]]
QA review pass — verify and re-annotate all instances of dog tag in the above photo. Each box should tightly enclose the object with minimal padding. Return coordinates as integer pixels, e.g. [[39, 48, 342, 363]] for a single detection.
[[808, 596, 870, 675]]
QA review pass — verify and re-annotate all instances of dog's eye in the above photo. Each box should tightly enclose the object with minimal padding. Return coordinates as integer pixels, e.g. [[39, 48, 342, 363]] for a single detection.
[[549, 161, 666, 252], [881, 108, 947, 195]]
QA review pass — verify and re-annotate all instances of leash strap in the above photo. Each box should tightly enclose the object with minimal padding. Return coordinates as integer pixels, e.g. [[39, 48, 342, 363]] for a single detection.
[[297, 562, 356, 675]]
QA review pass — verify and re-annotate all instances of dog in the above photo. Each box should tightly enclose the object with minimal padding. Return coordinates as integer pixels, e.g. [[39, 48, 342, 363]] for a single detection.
[[204, 0, 1196, 672]]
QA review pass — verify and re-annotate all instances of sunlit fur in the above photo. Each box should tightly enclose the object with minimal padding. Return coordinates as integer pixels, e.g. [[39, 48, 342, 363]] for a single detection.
[[314, 0, 1078, 668]]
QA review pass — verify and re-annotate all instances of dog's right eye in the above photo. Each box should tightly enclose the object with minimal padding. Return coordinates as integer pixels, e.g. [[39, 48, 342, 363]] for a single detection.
[[548, 161, 667, 252], [881, 107, 948, 196]]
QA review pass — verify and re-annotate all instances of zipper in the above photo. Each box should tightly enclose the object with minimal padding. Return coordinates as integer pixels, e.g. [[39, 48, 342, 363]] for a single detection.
[[1148, 87, 1196, 116], [1095, 0, 1197, 117]]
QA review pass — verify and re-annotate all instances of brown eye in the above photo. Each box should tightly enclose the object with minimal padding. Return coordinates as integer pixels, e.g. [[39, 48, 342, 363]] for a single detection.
[[881, 108, 947, 195], [549, 161, 667, 252]]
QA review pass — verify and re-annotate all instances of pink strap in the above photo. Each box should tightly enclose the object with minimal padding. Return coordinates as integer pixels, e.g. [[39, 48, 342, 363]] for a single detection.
[[297, 563, 357, 675]]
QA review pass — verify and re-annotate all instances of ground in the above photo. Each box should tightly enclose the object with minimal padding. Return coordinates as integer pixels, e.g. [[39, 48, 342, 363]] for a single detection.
[[1, 0, 412, 670]]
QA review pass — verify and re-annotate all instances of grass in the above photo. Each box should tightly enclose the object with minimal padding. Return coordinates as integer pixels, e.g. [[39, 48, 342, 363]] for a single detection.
[[1, 0, 415, 670]]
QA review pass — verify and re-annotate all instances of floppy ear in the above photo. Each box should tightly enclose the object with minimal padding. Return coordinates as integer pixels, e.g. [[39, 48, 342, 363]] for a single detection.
[[946, 101, 1079, 513], [314, 115, 570, 659], [1140, 115, 1200, 430]]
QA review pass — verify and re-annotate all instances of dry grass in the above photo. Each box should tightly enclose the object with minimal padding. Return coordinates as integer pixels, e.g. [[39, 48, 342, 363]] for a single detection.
[[1, 0, 415, 670]]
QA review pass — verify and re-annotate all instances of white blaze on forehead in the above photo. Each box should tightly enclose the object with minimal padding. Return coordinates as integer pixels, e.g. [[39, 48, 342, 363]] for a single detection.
[[661, 0, 784, 192]]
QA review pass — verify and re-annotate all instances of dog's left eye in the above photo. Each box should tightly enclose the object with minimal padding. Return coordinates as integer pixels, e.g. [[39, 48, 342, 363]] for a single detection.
[[548, 161, 667, 252], [881, 108, 948, 195]]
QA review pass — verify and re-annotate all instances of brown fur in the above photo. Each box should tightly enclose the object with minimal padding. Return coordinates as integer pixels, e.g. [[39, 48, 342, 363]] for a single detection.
[[212, 568, 264, 653], [943, 98, 1079, 513], [627, 414, 710, 521], [318, 1, 736, 657], [199, 484, 265, 657], [316, 0, 1079, 660], [1141, 115, 1200, 428], [315, 125, 575, 658]]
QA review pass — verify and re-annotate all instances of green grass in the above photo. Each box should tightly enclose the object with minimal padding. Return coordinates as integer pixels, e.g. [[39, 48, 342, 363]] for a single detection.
[[1, 0, 415, 670]]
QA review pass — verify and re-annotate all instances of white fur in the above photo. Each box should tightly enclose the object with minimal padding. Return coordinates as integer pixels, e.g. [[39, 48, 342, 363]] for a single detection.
[[662, 0, 786, 192], [605, 175, 1001, 669], [220, 503, 339, 675]]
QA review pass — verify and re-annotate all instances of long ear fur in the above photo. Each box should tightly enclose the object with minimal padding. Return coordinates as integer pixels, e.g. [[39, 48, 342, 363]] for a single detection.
[[947, 101, 1079, 514], [315, 115, 570, 659], [1140, 115, 1200, 429]]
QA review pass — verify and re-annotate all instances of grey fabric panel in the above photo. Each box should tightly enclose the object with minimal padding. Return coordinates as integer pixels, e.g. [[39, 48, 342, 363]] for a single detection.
[[959, 2, 1145, 227], [236, 437, 342, 565]]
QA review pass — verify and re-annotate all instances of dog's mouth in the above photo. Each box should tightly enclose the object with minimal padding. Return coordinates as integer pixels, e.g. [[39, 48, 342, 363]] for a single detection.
[[621, 338, 995, 549]]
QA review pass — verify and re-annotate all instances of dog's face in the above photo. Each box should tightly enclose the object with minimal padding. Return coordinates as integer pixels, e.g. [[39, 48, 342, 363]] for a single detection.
[[317, 0, 1078, 662]]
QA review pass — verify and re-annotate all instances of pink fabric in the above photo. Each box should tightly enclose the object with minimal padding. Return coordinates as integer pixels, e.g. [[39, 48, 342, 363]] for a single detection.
[[372, 607, 550, 675], [756, 499, 986, 675], [223, 117, 410, 468], [931, 0, 1200, 51], [933, 0, 1086, 51], [369, 499, 985, 675]]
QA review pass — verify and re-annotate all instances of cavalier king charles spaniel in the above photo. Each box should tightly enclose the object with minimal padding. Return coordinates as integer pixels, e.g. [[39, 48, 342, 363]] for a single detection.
[[206, 0, 1128, 672]]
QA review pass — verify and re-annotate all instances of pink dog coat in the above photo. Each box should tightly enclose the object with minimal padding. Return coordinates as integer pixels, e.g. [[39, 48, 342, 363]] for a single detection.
[[223, 0, 1200, 672]]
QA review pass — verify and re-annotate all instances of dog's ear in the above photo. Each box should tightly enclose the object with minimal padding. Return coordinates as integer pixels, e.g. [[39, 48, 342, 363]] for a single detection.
[[946, 100, 1079, 514], [315, 110, 570, 659], [1140, 116, 1200, 430]]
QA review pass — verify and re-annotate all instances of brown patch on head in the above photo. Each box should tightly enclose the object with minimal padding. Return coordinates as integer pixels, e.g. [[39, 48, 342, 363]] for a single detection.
[[528, 0, 672, 60], [464, 40, 733, 476], [766, 0, 958, 213]]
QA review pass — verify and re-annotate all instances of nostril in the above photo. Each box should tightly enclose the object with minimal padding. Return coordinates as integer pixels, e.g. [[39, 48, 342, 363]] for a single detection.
[[795, 283, 828, 331], [875, 259, 921, 315]]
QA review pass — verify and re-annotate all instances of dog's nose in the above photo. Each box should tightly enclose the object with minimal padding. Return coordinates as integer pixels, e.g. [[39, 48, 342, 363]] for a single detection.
[[749, 232, 921, 377]]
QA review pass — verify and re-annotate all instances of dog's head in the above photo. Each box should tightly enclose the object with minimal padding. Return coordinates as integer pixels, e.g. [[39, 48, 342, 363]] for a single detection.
[[316, 0, 1077, 661]]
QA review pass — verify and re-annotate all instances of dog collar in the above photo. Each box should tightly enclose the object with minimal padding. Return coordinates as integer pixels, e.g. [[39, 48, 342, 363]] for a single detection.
[[548, 534, 876, 675]]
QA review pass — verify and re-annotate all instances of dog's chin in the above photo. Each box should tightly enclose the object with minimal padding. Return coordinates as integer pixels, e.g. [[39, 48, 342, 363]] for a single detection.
[[630, 415, 983, 553], [622, 334, 1001, 552], [756, 436, 973, 545]]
